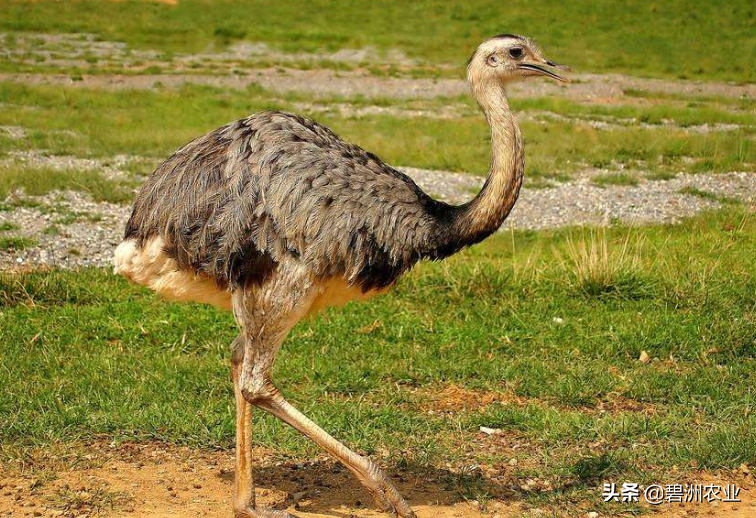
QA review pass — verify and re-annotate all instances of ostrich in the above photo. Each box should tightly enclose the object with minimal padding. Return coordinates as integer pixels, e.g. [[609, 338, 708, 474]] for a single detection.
[[114, 34, 568, 518]]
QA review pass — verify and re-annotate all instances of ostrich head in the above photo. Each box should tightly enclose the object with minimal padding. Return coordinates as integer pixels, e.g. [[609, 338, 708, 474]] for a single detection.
[[467, 34, 569, 88]]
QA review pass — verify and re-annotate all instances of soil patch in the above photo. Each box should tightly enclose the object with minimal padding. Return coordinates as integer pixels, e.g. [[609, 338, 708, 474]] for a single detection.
[[1, 442, 753, 518]]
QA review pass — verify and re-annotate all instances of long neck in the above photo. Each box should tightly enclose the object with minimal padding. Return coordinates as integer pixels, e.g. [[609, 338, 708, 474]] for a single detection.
[[449, 83, 524, 245]]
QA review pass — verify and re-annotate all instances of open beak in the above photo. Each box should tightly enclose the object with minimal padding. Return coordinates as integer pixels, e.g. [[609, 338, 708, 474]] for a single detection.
[[519, 61, 570, 82]]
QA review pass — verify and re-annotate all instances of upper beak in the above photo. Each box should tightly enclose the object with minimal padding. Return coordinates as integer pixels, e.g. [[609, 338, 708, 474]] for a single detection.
[[519, 60, 571, 82]]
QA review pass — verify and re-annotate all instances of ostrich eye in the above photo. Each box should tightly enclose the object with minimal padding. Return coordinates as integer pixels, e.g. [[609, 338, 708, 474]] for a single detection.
[[509, 47, 524, 59]]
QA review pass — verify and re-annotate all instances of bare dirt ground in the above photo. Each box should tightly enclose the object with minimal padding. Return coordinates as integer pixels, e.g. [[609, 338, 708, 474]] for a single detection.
[[0, 441, 753, 518]]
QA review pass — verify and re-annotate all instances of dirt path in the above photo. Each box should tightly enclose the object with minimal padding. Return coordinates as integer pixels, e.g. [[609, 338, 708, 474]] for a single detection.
[[1, 442, 753, 518], [1, 69, 753, 101]]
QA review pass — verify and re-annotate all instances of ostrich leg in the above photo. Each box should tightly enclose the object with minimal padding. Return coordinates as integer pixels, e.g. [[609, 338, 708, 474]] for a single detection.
[[232, 335, 297, 518], [231, 337, 257, 518], [252, 385, 417, 518], [231, 271, 417, 518]]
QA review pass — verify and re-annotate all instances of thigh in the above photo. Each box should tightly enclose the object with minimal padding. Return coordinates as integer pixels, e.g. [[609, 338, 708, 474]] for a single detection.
[[232, 259, 320, 396]]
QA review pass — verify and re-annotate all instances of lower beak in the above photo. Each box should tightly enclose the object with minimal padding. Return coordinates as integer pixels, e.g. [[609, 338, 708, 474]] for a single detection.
[[518, 62, 570, 82]]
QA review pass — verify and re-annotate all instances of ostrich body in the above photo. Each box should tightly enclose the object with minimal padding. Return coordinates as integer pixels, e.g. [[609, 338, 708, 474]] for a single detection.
[[114, 35, 567, 518]]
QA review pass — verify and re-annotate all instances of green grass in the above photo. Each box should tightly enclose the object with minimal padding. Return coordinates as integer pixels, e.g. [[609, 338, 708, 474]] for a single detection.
[[0, 235, 36, 251], [2, 0, 754, 82], [0, 164, 135, 203], [624, 89, 756, 111], [2, 209, 755, 508], [516, 96, 756, 128], [591, 172, 640, 187], [678, 186, 740, 205], [644, 171, 677, 181], [0, 221, 20, 232], [0, 82, 753, 181]]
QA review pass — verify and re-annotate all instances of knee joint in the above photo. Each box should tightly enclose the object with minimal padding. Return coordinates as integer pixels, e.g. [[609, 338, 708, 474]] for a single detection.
[[240, 377, 276, 405]]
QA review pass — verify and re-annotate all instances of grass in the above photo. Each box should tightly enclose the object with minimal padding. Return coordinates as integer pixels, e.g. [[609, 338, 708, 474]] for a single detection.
[[1, 208, 755, 513], [559, 229, 650, 298], [644, 171, 677, 181], [0, 221, 20, 232], [518, 96, 756, 128], [678, 186, 740, 205], [624, 89, 756, 111], [0, 82, 753, 182], [0, 164, 135, 203], [591, 172, 641, 187], [2, 0, 755, 82], [0, 235, 36, 251]]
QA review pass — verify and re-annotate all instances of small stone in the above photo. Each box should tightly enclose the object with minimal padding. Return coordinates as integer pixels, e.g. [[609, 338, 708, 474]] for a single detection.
[[586, 512, 599, 518], [639, 351, 651, 364]]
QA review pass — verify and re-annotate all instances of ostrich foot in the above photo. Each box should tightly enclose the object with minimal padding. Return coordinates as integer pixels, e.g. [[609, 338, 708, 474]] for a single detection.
[[367, 481, 417, 518], [235, 507, 299, 518]]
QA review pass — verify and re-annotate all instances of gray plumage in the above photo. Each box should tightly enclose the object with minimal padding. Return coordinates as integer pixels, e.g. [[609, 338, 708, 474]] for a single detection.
[[125, 111, 457, 292]]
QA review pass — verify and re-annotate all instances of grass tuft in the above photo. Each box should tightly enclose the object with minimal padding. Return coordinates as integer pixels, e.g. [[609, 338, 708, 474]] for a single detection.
[[568, 452, 627, 484], [0, 235, 36, 251], [0, 221, 21, 232], [591, 172, 640, 187], [559, 229, 653, 299], [678, 186, 740, 205]]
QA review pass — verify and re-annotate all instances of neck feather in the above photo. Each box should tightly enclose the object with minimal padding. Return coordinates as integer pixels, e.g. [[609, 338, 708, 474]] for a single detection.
[[448, 82, 524, 246]]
